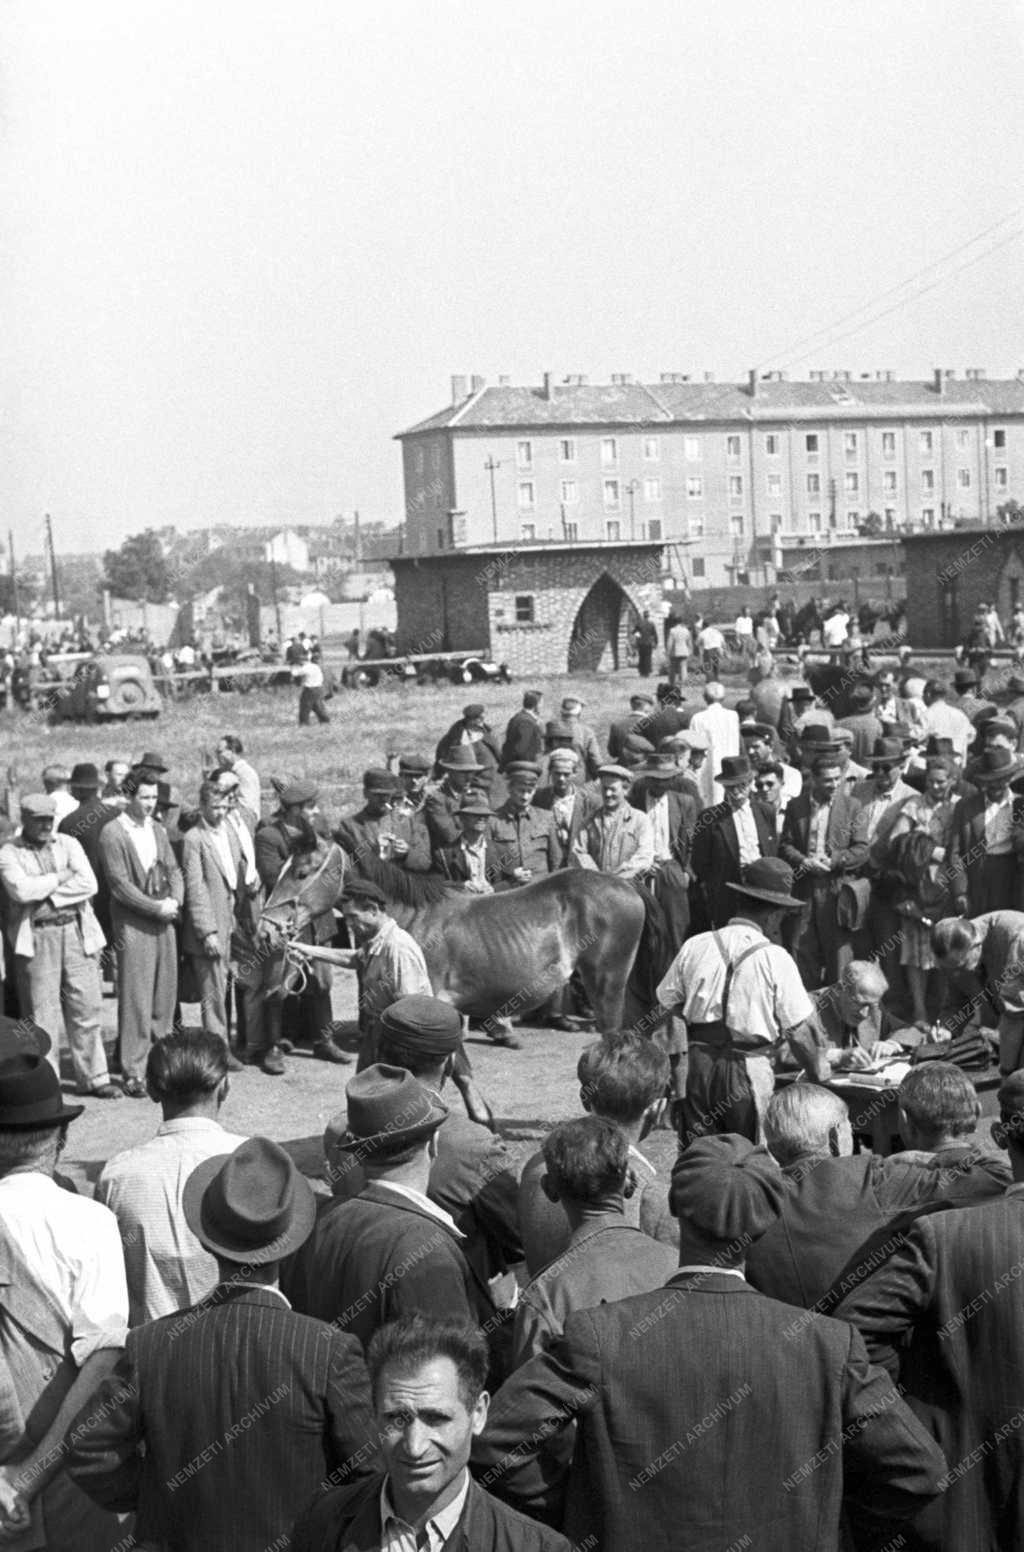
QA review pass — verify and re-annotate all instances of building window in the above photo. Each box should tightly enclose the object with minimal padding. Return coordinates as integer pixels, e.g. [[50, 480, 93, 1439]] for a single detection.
[[648, 518, 663, 540], [563, 520, 579, 541], [692, 556, 706, 578], [996, 466, 1009, 490], [994, 428, 1006, 449], [920, 430, 934, 455], [688, 515, 705, 538], [922, 507, 935, 526], [846, 510, 860, 528], [726, 435, 742, 459], [883, 470, 897, 494], [805, 433, 819, 456], [559, 438, 576, 462], [808, 510, 822, 533], [560, 480, 578, 504], [764, 433, 780, 456], [728, 475, 744, 499], [514, 595, 535, 623], [431, 444, 442, 471], [844, 432, 859, 460], [844, 472, 860, 495], [884, 507, 896, 527], [603, 479, 621, 507], [956, 428, 970, 449], [921, 468, 935, 491], [415, 447, 425, 475], [767, 472, 782, 497], [643, 436, 660, 461], [882, 431, 896, 458], [807, 472, 821, 495], [687, 476, 704, 499], [730, 513, 745, 537], [957, 468, 972, 489], [520, 522, 536, 540], [601, 437, 618, 466], [517, 481, 535, 509], [684, 436, 701, 461], [769, 512, 783, 533], [606, 520, 621, 541], [516, 440, 533, 469], [644, 477, 662, 501]]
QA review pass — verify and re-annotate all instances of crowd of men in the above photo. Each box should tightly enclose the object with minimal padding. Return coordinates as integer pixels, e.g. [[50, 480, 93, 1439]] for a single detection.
[[6, 657, 1024, 1548]]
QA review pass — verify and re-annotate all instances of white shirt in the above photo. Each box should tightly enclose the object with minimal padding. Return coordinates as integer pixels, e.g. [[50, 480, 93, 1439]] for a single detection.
[[822, 613, 849, 647], [0, 1172, 128, 1362], [922, 701, 974, 763], [381, 1470, 470, 1552], [49, 791, 78, 824], [297, 659, 325, 689], [205, 819, 236, 887], [984, 790, 1015, 855], [459, 836, 492, 892], [734, 615, 754, 637], [698, 626, 725, 652], [95, 1116, 248, 1327], [232, 758, 262, 821], [667, 623, 692, 658], [646, 791, 672, 863], [657, 920, 813, 1048], [119, 809, 158, 873], [731, 802, 762, 866], [689, 703, 741, 805]]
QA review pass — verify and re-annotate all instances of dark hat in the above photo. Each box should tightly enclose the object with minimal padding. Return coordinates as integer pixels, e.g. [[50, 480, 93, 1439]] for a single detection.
[[457, 794, 493, 817], [923, 678, 947, 699], [378, 996, 464, 1061], [923, 735, 955, 757], [869, 737, 905, 766], [363, 768, 399, 794], [398, 753, 431, 775], [279, 778, 319, 806], [740, 721, 775, 742], [462, 703, 486, 720], [440, 745, 482, 772], [717, 755, 753, 787], [630, 693, 656, 709], [598, 763, 633, 783], [156, 781, 179, 811], [725, 857, 802, 909], [790, 685, 815, 703], [545, 720, 577, 744], [953, 668, 978, 690], [669, 1134, 785, 1242], [333, 1064, 449, 1155], [641, 752, 678, 779], [982, 716, 1018, 742], [505, 761, 541, 781], [847, 682, 875, 709], [972, 747, 1021, 785], [20, 794, 56, 819], [0, 1054, 82, 1130], [1008, 675, 1024, 695], [0, 1014, 51, 1061], [183, 1137, 316, 1265], [134, 751, 168, 773], [340, 879, 387, 907], [799, 723, 839, 749], [69, 762, 101, 790]]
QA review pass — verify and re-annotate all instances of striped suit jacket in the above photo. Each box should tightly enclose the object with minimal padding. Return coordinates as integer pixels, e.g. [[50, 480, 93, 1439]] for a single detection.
[[65, 1284, 380, 1552]]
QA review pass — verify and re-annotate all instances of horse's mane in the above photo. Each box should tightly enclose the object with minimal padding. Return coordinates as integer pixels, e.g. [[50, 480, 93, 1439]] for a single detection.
[[351, 853, 462, 907]]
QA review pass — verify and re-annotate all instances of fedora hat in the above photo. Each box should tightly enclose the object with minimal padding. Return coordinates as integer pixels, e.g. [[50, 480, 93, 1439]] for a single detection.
[[457, 793, 493, 817], [363, 768, 399, 794], [953, 668, 978, 691], [740, 721, 775, 743], [972, 747, 1022, 785], [641, 751, 678, 779], [718, 755, 753, 787], [69, 762, 101, 790], [789, 685, 815, 703], [725, 857, 802, 910], [183, 1137, 316, 1265], [869, 737, 905, 766], [847, 682, 874, 709], [0, 1054, 82, 1130], [134, 751, 168, 773], [333, 1065, 448, 1155], [440, 745, 482, 772]]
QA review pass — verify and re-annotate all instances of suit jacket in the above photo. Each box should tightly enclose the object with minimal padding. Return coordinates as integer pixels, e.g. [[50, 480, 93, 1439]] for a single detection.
[[59, 798, 119, 933], [779, 791, 869, 897], [474, 1273, 945, 1552], [333, 807, 432, 873], [291, 1472, 570, 1552], [948, 789, 1024, 910], [690, 799, 777, 928], [629, 784, 697, 869], [500, 709, 544, 767], [65, 1284, 380, 1552], [181, 818, 244, 956], [488, 804, 558, 881], [837, 1190, 1024, 1551], [433, 837, 503, 888], [835, 711, 884, 763], [434, 722, 502, 775], [98, 815, 185, 927]]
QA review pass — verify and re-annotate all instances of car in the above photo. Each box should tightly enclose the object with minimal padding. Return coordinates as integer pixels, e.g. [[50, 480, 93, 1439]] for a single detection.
[[52, 653, 162, 722]]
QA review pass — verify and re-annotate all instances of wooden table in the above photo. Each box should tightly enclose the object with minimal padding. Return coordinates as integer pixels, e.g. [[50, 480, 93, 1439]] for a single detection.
[[778, 1067, 1003, 1155]]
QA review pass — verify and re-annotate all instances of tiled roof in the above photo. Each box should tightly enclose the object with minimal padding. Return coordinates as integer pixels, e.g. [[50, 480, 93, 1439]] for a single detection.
[[398, 377, 1024, 435]]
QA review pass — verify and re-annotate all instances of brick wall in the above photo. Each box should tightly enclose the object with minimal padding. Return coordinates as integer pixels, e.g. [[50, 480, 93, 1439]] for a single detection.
[[391, 554, 490, 655], [902, 528, 1024, 645]]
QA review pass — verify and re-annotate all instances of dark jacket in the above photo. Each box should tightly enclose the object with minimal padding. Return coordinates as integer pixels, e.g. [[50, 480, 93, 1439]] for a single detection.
[[628, 784, 697, 868], [474, 1273, 945, 1552], [65, 1284, 379, 1552], [488, 803, 558, 882], [434, 723, 502, 776], [532, 785, 600, 868], [948, 789, 1024, 911], [779, 791, 869, 893], [59, 798, 119, 933], [432, 837, 503, 887], [292, 1473, 570, 1552], [500, 710, 544, 768], [690, 798, 777, 928], [517, 1143, 676, 1276]]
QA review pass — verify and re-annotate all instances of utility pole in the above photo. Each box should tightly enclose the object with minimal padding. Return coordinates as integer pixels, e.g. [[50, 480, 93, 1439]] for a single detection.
[[625, 479, 640, 540], [484, 457, 502, 543], [8, 529, 19, 633], [270, 552, 283, 643], [44, 513, 62, 620]]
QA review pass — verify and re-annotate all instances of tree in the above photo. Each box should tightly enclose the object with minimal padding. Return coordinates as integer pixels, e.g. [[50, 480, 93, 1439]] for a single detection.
[[857, 510, 884, 538], [102, 530, 172, 603]]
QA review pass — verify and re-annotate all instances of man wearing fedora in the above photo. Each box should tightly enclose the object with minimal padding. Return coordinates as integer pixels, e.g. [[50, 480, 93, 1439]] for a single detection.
[[433, 793, 501, 890], [67, 1136, 380, 1551], [292, 1314, 569, 1552], [948, 747, 1024, 916], [0, 794, 120, 1099], [657, 858, 826, 1148], [836, 681, 883, 763], [474, 1134, 944, 1552], [690, 755, 777, 932], [423, 744, 487, 851], [780, 752, 869, 988], [58, 764, 120, 956], [0, 1054, 128, 1550], [434, 704, 501, 785], [289, 1066, 499, 1361], [628, 749, 696, 944]]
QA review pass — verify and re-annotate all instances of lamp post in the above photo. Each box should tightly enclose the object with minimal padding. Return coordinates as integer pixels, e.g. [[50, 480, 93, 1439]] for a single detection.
[[625, 479, 640, 540], [484, 456, 502, 543]]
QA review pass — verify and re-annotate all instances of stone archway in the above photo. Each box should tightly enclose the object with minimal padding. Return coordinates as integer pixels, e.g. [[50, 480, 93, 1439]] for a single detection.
[[568, 571, 638, 673]]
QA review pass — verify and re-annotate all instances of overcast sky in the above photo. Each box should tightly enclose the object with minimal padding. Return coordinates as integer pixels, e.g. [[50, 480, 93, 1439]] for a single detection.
[[3, 0, 1023, 554]]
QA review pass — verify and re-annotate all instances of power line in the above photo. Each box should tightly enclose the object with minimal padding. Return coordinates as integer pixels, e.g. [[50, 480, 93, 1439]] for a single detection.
[[754, 203, 1024, 372]]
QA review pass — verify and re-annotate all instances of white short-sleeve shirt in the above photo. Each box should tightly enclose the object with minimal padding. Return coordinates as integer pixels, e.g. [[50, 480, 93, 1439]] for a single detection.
[[657, 920, 813, 1048]]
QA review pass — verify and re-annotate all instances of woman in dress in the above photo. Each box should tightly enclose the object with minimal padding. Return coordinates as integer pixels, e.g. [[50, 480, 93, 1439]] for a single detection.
[[885, 755, 958, 1028]]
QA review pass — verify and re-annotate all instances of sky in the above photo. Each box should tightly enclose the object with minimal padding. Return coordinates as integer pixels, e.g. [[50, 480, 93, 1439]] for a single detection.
[[3, 0, 1024, 555]]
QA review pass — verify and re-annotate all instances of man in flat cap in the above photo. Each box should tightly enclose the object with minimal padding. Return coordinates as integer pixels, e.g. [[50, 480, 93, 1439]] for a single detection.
[[390, 753, 434, 868], [533, 748, 600, 870], [66, 1137, 379, 1551], [475, 1133, 944, 1552], [334, 769, 429, 871], [0, 794, 120, 1098], [557, 696, 602, 781], [573, 765, 654, 878], [489, 763, 558, 887]]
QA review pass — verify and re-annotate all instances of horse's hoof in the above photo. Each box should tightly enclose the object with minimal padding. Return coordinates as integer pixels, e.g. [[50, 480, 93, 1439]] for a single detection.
[[487, 1030, 522, 1050]]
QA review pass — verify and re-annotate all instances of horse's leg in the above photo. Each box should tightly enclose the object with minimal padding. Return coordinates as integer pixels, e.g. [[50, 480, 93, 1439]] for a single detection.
[[451, 1017, 496, 1132]]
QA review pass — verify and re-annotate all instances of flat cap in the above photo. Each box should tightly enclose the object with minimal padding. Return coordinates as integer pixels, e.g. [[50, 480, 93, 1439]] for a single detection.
[[505, 761, 541, 780], [20, 794, 56, 819], [739, 721, 775, 742], [363, 768, 399, 793], [457, 793, 493, 816], [547, 748, 579, 769], [398, 753, 431, 774], [462, 703, 486, 720], [598, 763, 633, 782], [560, 696, 585, 713], [279, 778, 319, 806], [379, 996, 463, 1060], [670, 1134, 785, 1243], [340, 879, 386, 907]]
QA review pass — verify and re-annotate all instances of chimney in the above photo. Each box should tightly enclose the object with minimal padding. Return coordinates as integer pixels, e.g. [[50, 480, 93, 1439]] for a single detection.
[[610, 373, 634, 386], [809, 370, 825, 382], [704, 371, 715, 383], [660, 372, 689, 383], [450, 375, 468, 405], [965, 367, 986, 381], [748, 368, 759, 397], [542, 371, 555, 400], [498, 374, 510, 386], [470, 374, 487, 393]]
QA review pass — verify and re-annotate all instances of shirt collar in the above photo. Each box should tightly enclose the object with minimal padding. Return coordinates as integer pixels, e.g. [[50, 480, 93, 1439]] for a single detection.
[[120, 810, 153, 831], [674, 1264, 747, 1282], [156, 1117, 229, 1136], [363, 916, 399, 958], [380, 1470, 470, 1547], [371, 1179, 463, 1238]]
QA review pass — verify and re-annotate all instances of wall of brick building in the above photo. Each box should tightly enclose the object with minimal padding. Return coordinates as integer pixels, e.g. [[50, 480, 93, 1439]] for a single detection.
[[391, 555, 491, 655], [902, 528, 1024, 645]]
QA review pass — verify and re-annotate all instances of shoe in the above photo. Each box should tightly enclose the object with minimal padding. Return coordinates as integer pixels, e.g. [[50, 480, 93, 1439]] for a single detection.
[[313, 1039, 353, 1065], [278, 1038, 295, 1054], [122, 1078, 148, 1098], [225, 1053, 244, 1073], [87, 1083, 123, 1100], [486, 1029, 522, 1050], [260, 1045, 286, 1076]]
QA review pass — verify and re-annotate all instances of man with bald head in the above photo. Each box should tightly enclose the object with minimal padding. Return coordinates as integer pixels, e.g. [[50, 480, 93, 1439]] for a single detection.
[[687, 681, 740, 805]]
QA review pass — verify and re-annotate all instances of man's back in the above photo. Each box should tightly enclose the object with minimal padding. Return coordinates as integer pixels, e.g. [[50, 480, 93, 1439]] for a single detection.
[[518, 1143, 676, 1274], [477, 1273, 943, 1552]]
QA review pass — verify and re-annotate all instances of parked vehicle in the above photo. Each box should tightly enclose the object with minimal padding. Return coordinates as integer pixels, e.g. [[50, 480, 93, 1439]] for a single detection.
[[52, 654, 162, 721]]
